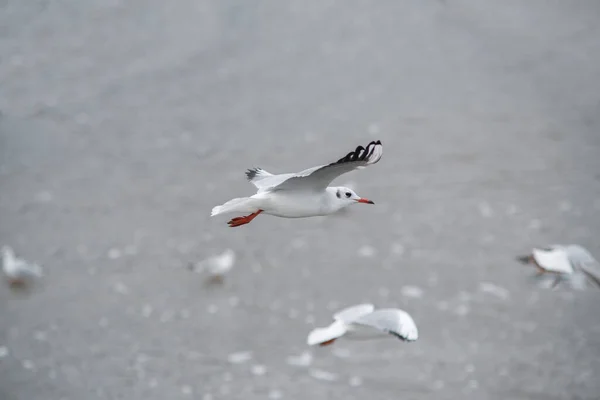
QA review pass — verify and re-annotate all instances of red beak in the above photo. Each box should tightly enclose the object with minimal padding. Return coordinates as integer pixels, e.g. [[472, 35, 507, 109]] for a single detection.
[[357, 198, 375, 204]]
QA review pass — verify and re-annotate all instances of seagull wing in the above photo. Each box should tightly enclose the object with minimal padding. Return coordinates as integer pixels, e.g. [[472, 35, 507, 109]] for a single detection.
[[532, 247, 573, 274], [565, 245, 597, 266], [354, 309, 419, 342], [333, 303, 375, 323], [256, 140, 383, 192], [578, 263, 600, 289]]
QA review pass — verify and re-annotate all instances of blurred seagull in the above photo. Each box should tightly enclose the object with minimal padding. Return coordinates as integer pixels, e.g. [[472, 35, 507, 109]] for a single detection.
[[211, 140, 382, 227], [189, 249, 235, 284], [307, 303, 418, 347], [516, 244, 600, 289], [1, 246, 43, 289]]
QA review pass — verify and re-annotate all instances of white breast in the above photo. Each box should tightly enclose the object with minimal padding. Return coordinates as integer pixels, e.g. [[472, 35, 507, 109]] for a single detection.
[[259, 191, 331, 218]]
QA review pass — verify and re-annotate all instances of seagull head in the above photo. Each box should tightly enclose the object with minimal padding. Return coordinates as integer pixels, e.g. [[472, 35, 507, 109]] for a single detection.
[[332, 187, 374, 207]]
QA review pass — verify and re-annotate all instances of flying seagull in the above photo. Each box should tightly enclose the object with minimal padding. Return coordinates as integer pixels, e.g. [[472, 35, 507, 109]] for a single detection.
[[516, 244, 600, 289], [188, 248, 235, 284], [211, 140, 383, 227], [2, 246, 43, 290], [307, 303, 418, 347]]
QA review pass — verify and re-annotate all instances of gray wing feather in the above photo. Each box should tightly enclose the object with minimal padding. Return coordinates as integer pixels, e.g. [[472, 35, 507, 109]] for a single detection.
[[333, 303, 375, 323], [579, 264, 600, 289], [245, 168, 294, 191], [267, 140, 383, 192], [565, 245, 597, 266], [354, 309, 418, 341]]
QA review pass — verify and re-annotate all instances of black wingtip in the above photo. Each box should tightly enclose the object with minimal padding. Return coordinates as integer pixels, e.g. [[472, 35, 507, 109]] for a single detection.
[[516, 255, 531, 264], [388, 331, 412, 342], [245, 168, 260, 181], [336, 140, 383, 164]]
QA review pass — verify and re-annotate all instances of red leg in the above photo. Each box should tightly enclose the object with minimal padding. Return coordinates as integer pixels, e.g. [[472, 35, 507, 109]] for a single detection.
[[319, 339, 337, 347], [227, 210, 263, 227]]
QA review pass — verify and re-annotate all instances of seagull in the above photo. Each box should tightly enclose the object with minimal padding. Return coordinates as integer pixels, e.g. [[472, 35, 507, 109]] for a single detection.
[[188, 249, 235, 284], [516, 244, 600, 289], [307, 303, 418, 347], [211, 140, 383, 227], [1, 246, 43, 289]]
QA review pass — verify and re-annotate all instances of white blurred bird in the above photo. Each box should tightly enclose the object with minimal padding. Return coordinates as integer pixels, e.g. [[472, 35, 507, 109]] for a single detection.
[[189, 249, 236, 284], [307, 303, 418, 347], [1, 246, 43, 289], [211, 140, 382, 227], [516, 244, 600, 289]]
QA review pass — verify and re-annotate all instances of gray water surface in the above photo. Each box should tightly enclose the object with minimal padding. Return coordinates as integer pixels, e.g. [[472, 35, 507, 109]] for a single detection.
[[1, 1, 600, 399]]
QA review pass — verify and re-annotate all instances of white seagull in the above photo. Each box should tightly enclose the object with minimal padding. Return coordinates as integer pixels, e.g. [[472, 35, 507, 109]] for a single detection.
[[1, 246, 43, 289], [307, 303, 418, 347], [188, 248, 236, 284], [516, 244, 600, 288], [211, 140, 383, 227]]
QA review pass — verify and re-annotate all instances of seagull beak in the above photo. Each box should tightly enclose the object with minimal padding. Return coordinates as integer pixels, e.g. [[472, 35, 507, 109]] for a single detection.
[[357, 198, 374, 204]]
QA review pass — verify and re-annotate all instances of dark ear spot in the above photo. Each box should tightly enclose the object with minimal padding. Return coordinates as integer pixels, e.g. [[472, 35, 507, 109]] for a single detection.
[[336, 190, 341, 199]]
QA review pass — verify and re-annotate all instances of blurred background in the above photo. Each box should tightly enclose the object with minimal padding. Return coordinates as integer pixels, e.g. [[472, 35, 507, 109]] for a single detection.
[[1, 1, 600, 399]]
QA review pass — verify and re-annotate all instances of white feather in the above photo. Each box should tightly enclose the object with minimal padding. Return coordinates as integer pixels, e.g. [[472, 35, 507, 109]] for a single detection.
[[1, 246, 43, 284], [192, 249, 236, 276], [307, 320, 347, 346], [564, 245, 597, 266], [353, 309, 419, 341], [333, 303, 375, 323], [532, 247, 573, 274], [307, 304, 419, 346]]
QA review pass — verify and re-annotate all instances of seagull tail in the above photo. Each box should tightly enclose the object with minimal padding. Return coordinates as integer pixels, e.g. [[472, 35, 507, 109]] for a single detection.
[[211, 197, 257, 217], [307, 321, 347, 346]]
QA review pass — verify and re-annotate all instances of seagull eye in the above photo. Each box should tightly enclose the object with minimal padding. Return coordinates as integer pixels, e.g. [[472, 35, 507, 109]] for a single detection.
[[336, 191, 341, 199], [345, 192, 351, 198]]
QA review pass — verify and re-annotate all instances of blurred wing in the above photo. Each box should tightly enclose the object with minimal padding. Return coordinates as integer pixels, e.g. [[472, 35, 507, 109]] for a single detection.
[[354, 309, 419, 342], [579, 263, 600, 289], [333, 303, 375, 323], [565, 245, 597, 266], [532, 247, 573, 274], [307, 321, 347, 346], [8, 260, 42, 280], [22, 262, 43, 278], [270, 140, 383, 191]]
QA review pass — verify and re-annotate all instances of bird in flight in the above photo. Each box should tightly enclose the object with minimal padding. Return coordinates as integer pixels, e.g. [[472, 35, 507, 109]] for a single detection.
[[2, 245, 43, 290], [211, 140, 383, 227], [516, 244, 600, 289], [307, 303, 418, 347]]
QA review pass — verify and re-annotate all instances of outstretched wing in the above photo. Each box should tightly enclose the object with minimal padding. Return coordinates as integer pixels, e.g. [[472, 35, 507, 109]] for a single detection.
[[333, 303, 375, 323], [267, 140, 383, 192], [565, 244, 597, 267], [354, 309, 419, 342], [532, 247, 573, 274], [579, 264, 600, 289]]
